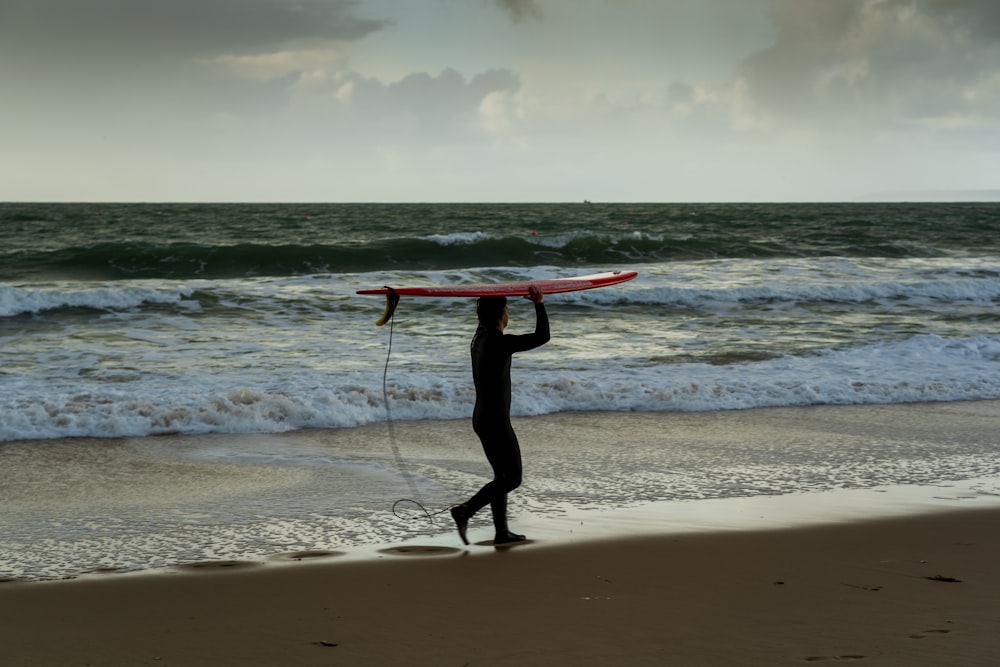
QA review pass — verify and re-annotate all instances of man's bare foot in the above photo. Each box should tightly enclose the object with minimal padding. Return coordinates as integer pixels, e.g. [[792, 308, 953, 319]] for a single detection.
[[493, 530, 526, 545], [450, 506, 470, 545]]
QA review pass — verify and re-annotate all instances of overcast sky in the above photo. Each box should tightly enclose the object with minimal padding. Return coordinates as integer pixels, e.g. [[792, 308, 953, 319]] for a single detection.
[[2, 0, 999, 202]]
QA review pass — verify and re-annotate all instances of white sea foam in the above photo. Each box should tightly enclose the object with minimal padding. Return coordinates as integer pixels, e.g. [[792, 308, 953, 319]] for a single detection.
[[0, 282, 193, 317], [3, 257, 1000, 441], [2, 332, 999, 442], [422, 231, 492, 245]]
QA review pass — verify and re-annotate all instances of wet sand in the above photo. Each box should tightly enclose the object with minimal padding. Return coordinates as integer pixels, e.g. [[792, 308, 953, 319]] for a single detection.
[[1, 507, 999, 666], [4, 400, 1000, 582]]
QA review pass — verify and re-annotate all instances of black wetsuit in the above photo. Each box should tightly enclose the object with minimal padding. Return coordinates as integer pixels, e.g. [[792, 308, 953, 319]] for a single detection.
[[462, 302, 550, 521]]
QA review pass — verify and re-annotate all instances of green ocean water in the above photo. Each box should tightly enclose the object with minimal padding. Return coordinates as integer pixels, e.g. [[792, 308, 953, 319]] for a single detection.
[[3, 202, 998, 281], [2, 201, 1000, 443]]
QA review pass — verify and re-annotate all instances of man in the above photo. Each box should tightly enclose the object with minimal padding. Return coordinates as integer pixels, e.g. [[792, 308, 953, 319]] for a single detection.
[[450, 284, 549, 545]]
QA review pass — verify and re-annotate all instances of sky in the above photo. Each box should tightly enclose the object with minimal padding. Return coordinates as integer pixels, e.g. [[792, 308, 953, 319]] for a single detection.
[[2, 0, 999, 202]]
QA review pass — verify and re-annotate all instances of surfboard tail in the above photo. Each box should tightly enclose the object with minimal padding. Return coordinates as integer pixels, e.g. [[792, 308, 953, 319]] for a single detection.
[[375, 288, 400, 326]]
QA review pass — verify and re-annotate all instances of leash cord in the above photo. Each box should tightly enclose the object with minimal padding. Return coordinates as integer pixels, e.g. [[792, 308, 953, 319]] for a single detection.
[[381, 293, 441, 524]]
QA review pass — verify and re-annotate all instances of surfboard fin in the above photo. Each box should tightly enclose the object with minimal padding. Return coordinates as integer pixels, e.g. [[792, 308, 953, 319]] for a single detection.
[[375, 287, 400, 326]]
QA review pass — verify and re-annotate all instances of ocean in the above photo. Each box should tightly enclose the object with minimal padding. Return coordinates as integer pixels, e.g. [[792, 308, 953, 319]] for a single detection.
[[2, 202, 1000, 579], [5, 201, 1000, 439]]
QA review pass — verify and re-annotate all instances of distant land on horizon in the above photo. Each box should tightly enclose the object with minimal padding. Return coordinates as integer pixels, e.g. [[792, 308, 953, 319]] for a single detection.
[[3, 192, 1000, 204], [856, 189, 1000, 202]]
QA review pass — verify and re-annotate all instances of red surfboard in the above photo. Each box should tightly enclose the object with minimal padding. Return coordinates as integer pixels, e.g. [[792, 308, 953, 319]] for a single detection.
[[357, 270, 637, 325], [357, 270, 637, 298]]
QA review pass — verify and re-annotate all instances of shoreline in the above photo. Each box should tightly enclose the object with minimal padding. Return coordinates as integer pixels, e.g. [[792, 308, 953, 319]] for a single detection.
[[2, 505, 998, 666], [2, 400, 1000, 582], [3, 473, 999, 584]]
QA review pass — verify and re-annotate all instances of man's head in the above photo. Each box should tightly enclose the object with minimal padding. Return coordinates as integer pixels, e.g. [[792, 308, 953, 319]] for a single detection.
[[477, 296, 508, 330]]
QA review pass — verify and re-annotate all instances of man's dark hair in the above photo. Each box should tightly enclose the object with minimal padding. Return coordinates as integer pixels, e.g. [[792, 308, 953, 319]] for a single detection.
[[476, 296, 507, 327]]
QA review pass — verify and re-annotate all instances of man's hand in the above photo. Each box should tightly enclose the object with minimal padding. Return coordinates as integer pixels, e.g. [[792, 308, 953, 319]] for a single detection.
[[526, 284, 544, 303]]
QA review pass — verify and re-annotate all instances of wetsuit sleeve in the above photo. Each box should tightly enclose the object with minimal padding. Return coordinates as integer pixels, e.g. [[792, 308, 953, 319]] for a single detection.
[[502, 302, 550, 353]]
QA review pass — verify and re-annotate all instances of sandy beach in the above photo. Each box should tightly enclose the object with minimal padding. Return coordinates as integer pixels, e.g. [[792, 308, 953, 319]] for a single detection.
[[3, 402, 1000, 665], [1, 506, 998, 666]]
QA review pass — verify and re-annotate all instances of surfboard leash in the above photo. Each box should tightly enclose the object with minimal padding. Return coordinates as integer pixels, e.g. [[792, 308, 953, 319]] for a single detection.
[[379, 288, 445, 525]]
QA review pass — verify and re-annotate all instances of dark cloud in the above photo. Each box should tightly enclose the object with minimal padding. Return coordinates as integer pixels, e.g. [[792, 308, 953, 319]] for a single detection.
[[923, 0, 1000, 40], [0, 0, 395, 133], [665, 82, 695, 107], [493, 0, 542, 23], [739, 0, 856, 108], [0, 0, 390, 59], [733, 0, 1000, 124]]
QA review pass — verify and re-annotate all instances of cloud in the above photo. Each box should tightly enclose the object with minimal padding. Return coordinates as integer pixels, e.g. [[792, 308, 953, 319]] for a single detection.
[[199, 48, 351, 82], [4, 0, 999, 202], [654, 0, 1000, 143], [478, 90, 525, 133], [288, 66, 522, 144], [922, 0, 1000, 41], [493, 0, 542, 23], [0, 0, 396, 128], [737, 0, 858, 115], [0, 0, 390, 61]]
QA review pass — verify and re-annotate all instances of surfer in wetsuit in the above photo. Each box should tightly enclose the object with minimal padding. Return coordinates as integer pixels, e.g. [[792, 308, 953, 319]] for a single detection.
[[450, 284, 549, 545]]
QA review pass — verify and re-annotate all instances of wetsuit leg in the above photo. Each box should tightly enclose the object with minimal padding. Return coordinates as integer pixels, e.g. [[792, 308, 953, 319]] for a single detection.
[[461, 422, 522, 515]]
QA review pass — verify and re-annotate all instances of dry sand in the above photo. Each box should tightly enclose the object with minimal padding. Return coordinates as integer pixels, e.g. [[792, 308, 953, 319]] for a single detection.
[[2, 506, 998, 666]]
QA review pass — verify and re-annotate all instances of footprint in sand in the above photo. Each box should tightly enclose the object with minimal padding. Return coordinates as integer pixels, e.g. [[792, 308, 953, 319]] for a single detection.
[[377, 545, 463, 557], [178, 559, 261, 571], [804, 655, 866, 662], [79, 566, 126, 576], [909, 629, 951, 640], [269, 550, 344, 562]]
